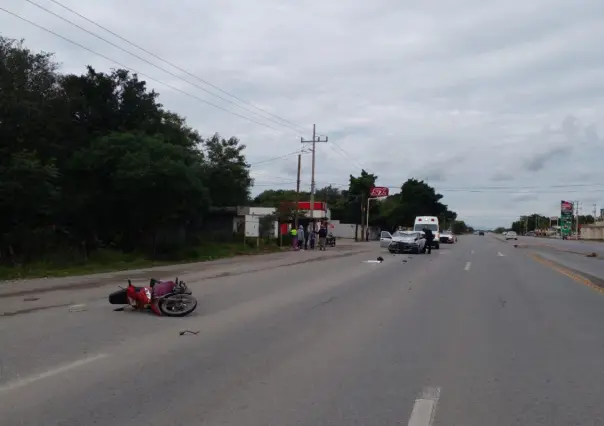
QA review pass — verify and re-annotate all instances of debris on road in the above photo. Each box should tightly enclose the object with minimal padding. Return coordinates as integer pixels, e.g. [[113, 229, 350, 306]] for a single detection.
[[179, 330, 200, 336], [68, 304, 87, 312], [586, 252, 597, 258], [23, 297, 39, 302]]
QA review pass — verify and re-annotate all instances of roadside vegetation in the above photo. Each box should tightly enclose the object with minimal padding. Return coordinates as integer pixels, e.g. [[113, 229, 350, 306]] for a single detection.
[[494, 214, 596, 235], [1, 38, 471, 280]]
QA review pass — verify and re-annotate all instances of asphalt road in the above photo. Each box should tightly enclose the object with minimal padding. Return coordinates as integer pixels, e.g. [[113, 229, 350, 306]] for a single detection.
[[2, 237, 604, 425], [494, 234, 604, 283], [505, 235, 604, 256]]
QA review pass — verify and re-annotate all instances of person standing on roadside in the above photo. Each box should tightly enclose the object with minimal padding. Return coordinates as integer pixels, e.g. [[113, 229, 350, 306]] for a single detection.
[[298, 225, 305, 250], [290, 227, 298, 250], [318, 225, 328, 250], [422, 227, 434, 254]]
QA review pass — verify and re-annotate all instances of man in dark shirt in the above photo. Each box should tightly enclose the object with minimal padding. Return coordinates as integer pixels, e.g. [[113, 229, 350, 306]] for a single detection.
[[422, 227, 434, 254], [318, 225, 328, 250]]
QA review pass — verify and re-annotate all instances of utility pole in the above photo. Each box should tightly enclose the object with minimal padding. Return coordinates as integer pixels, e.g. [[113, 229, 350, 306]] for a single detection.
[[575, 201, 581, 238], [294, 154, 302, 229], [301, 124, 328, 245], [524, 216, 528, 235], [593, 203, 597, 220]]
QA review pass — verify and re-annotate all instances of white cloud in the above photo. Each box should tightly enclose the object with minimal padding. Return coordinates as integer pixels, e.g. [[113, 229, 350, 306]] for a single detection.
[[2, 0, 604, 228]]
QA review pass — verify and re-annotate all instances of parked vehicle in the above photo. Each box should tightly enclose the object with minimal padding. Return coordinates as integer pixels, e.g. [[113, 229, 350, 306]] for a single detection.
[[326, 232, 336, 247], [413, 216, 440, 249], [109, 277, 198, 317], [440, 230, 456, 243], [381, 231, 427, 254], [505, 231, 518, 240]]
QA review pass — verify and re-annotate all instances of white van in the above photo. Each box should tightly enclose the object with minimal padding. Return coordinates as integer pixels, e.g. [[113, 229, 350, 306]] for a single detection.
[[413, 216, 440, 249]]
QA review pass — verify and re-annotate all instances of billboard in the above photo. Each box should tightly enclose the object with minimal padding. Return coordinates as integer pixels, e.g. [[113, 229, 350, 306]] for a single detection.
[[560, 200, 574, 236]]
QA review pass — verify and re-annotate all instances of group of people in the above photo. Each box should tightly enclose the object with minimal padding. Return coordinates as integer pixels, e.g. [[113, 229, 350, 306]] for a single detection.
[[290, 224, 328, 251]]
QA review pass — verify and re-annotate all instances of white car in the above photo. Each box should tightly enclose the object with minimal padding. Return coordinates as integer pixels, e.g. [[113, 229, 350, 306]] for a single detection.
[[505, 231, 518, 240], [440, 231, 456, 244], [380, 231, 427, 254]]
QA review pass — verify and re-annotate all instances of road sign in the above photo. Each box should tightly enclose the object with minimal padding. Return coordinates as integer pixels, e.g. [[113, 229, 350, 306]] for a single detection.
[[370, 186, 389, 197]]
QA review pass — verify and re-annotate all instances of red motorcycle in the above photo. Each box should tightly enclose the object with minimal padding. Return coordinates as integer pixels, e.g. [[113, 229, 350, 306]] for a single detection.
[[109, 277, 198, 317]]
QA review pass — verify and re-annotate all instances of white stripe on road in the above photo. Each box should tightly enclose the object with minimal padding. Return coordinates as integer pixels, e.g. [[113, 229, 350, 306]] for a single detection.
[[497, 252, 506, 257], [0, 353, 108, 393], [407, 387, 441, 426], [464, 262, 471, 271]]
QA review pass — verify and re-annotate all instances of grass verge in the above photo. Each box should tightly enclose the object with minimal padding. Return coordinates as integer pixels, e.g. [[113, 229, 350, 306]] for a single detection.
[[0, 242, 284, 280]]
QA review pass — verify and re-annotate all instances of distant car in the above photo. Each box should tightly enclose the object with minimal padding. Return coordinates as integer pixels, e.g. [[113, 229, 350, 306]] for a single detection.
[[478, 231, 484, 236], [384, 231, 427, 254], [440, 231, 456, 243], [505, 231, 518, 240]]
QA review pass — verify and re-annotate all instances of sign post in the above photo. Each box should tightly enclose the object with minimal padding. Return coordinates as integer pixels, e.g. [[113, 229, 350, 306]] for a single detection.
[[366, 187, 390, 241]]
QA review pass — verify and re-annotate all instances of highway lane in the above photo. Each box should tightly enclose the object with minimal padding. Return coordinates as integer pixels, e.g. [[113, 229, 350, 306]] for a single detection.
[[504, 235, 604, 256], [492, 234, 604, 282], [2, 237, 604, 425]]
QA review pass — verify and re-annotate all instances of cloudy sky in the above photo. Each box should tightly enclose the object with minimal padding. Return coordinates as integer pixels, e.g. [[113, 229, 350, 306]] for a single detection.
[[2, 0, 604, 228]]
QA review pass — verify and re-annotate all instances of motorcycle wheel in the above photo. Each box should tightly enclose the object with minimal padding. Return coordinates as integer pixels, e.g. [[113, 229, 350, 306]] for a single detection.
[[109, 289, 129, 305], [158, 294, 198, 317]]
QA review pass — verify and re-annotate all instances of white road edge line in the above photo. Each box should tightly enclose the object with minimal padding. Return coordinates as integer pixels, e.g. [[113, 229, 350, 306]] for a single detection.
[[407, 386, 441, 426], [0, 353, 108, 393], [464, 262, 471, 271]]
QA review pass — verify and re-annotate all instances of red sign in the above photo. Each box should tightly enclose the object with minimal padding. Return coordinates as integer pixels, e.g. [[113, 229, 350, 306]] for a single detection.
[[279, 201, 327, 211], [370, 186, 389, 197]]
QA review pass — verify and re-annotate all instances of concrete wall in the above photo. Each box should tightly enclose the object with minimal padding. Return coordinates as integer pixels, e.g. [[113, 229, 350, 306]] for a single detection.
[[328, 220, 380, 240], [232, 207, 278, 238], [580, 221, 604, 240]]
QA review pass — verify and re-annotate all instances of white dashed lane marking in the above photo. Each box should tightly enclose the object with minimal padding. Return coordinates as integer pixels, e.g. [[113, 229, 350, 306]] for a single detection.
[[407, 387, 441, 426], [464, 262, 471, 271], [0, 354, 108, 394]]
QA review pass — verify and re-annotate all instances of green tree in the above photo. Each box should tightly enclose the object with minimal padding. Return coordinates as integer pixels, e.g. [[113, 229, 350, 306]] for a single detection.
[[252, 189, 309, 207], [203, 134, 253, 207], [0, 36, 253, 267], [451, 220, 469, 234], [381, 178, 456, 229]]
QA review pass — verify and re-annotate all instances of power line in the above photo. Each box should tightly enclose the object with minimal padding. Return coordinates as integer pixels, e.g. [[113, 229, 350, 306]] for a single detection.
[[40, 0, 310, 133], [249, 177, 604, 194], [20, 0, 306, 136], [248, 149, 309, 166], [0, 7, 298, 134]]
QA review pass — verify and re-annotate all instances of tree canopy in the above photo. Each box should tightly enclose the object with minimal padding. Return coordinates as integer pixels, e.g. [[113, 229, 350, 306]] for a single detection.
[[253, 173, 462, 233], [0, 37, 252, 264]]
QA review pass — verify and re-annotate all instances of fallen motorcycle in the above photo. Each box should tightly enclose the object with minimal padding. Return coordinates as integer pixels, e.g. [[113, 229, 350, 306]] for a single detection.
[[108, 277, 198, 317]]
